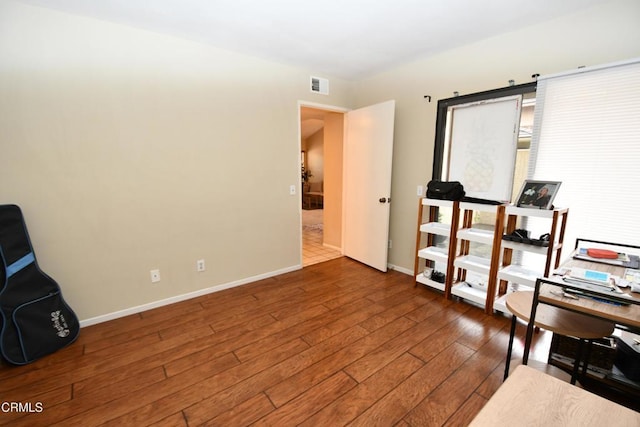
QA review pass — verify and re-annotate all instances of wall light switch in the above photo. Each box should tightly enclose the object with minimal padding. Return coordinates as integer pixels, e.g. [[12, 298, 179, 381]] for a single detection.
[[417, 185, 424, 196], [289, 185, 296, 195]]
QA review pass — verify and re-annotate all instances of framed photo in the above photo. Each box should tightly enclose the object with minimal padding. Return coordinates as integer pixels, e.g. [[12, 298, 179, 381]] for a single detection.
[[515, 180, 561, 210]]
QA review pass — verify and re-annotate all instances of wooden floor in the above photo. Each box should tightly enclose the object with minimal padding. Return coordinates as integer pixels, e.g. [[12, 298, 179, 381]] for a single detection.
[[1, 257, 558, 426]]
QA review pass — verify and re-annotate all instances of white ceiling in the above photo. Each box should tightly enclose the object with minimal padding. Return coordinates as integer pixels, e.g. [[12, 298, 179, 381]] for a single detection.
[[15, 0, 605, 140], [17, 0, 606, 80]]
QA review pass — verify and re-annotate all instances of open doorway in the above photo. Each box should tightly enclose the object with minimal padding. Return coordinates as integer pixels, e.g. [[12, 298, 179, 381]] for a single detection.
[[300, 105, 344, 266]]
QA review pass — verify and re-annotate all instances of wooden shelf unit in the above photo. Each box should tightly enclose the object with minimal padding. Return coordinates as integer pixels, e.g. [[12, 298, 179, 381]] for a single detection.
[[452, 202, 506, 313], [413, 198, 459, 295], [494, 206, 569, 313], [415, 198, 569, 314]]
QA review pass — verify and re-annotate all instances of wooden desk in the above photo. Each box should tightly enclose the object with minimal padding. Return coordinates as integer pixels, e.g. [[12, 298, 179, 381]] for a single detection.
[[505, 291, 614, 383], [523, 258, 640, 365], [507, 291, 616, 338], [470, 365, 640, 426], [538, 258, 640, 328]]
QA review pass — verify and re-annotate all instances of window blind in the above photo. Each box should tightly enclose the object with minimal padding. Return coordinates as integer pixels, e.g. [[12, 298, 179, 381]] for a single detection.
[[528, 58, 640, 253]]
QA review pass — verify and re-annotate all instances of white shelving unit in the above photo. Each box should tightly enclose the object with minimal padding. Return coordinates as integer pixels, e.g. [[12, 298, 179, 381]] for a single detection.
[[451, 261, 492, 308], [494, 206, 569, 314], [452, 281, 493, 308], [417, 246, 449, 264], [493, 265, 543, 313], [414, 198, 459, 294], [498, 264, 544, 289], [457, 228, 495, 246], [413, 198, 569, 315], [454, 254, 492, 275], [452, 202, 506, 313], [420, 222, 451, 235]]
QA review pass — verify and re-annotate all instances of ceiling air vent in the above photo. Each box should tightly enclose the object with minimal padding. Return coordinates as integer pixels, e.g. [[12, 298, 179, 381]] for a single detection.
[[310, 76, 329, 95]]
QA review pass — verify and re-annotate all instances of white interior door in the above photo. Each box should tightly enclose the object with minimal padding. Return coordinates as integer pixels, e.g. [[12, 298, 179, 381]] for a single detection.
[[343, 100, 395, 271]]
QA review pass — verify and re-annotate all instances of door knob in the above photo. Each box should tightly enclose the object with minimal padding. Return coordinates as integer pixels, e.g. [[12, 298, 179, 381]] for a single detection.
[[379, 197, 386, 203]]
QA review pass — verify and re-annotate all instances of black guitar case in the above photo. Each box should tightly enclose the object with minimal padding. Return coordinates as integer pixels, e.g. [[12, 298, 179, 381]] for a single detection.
[[0, 204, 79, 365]]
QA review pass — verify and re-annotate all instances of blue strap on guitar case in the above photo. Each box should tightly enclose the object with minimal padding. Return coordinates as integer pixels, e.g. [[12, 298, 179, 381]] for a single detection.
[[0, 204, 79, 365]]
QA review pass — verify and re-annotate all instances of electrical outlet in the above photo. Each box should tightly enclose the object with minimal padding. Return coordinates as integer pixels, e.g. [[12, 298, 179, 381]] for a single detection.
[[196, 259, 205, 272], [150, 269, 161, 283], [417, 185, 424, 196]]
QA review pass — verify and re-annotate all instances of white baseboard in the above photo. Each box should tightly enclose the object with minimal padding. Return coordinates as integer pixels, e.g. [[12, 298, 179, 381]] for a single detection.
[[79, 264, 302, 327], [388, 263, 413, 276], [322, 243, 342, 252]]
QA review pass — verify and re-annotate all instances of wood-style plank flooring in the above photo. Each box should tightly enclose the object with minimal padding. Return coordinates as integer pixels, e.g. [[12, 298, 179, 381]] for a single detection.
[[0, 257, 560, 426]]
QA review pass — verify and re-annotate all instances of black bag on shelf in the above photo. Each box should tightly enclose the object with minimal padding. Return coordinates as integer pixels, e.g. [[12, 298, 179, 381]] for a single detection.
[[426, 180, 465, 201]]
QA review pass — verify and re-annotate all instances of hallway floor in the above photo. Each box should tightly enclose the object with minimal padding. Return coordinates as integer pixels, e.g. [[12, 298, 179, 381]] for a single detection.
[[302, 209, 341, 267]]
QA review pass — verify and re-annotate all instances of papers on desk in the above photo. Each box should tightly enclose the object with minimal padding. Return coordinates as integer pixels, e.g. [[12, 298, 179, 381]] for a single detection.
[[550, 267, 638, 305], [574, 247, 640, 268], [624, 268, 640, 293], [560, 277, 636, 305], [607, 268, 640, 293]]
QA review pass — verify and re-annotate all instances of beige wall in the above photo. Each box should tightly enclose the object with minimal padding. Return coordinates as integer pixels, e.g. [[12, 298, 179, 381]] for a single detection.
[[1, 0, 639, 322], [322, 113, 344, 249], [349, 0, 640, 274], [305, 131, 324, 185], [0, 0, 352, 322]]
